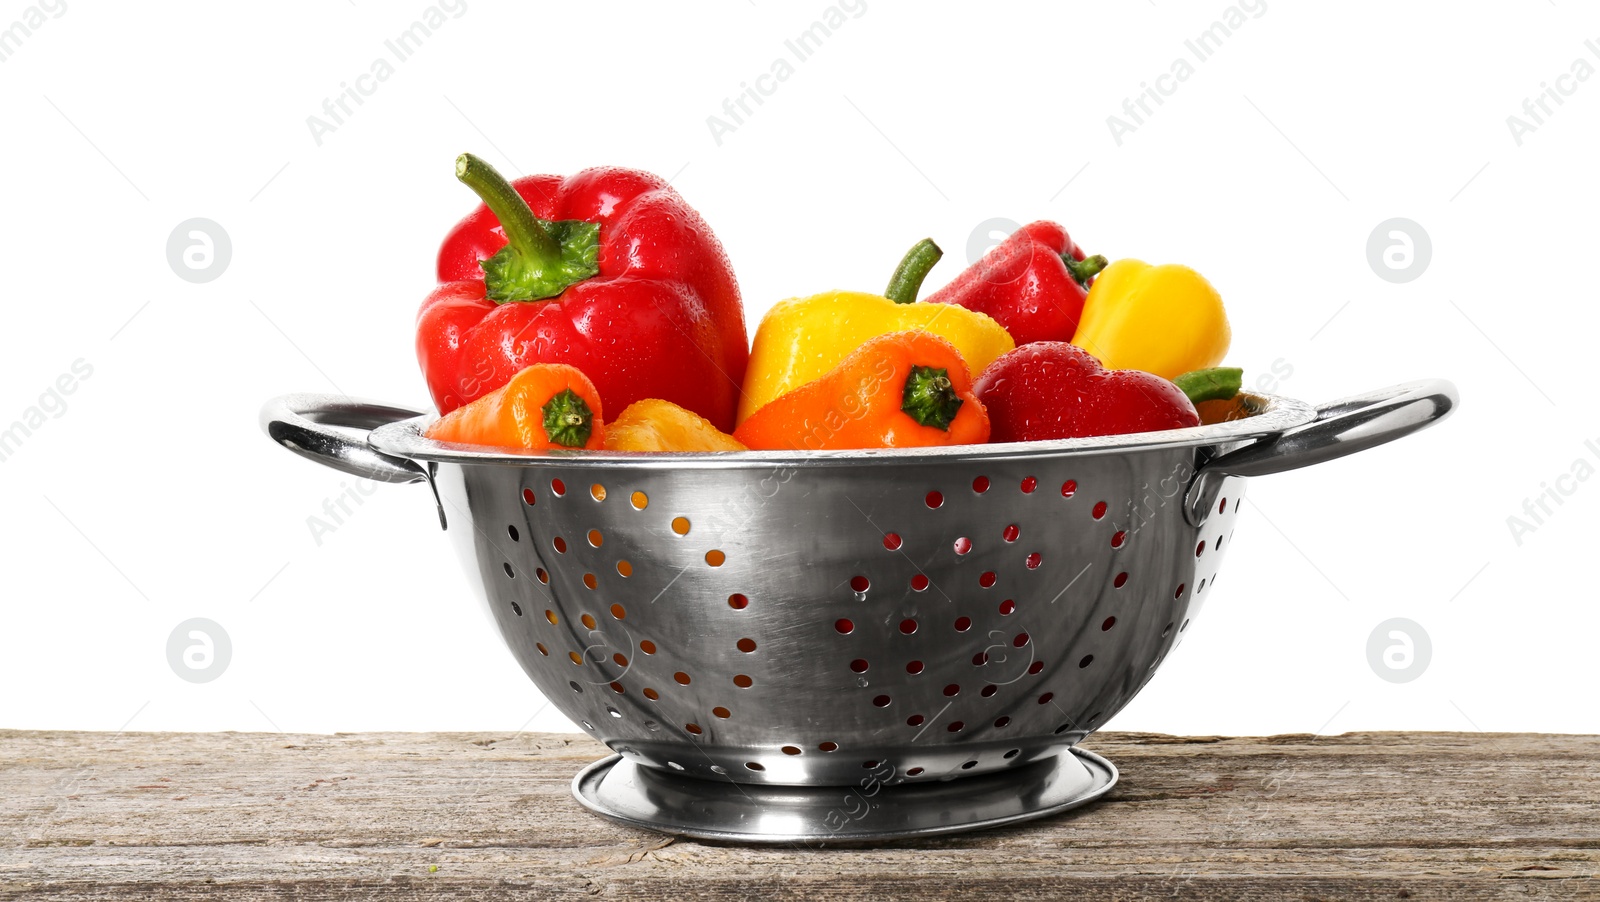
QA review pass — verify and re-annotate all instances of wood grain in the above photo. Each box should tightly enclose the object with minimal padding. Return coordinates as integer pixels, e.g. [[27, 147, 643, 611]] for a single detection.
[[1, 730, 1595, 900]]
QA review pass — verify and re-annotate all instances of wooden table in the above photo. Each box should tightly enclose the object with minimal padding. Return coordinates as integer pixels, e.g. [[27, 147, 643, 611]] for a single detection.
[[1, 731, 1595, 899]]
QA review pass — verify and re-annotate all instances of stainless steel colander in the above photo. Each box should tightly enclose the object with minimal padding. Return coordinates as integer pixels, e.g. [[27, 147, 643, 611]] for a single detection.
[[262, 379, 1455, 842]]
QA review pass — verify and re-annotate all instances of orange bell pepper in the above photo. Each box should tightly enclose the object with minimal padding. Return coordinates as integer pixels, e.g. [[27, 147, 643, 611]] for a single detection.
[[734, 331, 989, 451], [603, 399, 747, 452], [425, 363, 605, 450]]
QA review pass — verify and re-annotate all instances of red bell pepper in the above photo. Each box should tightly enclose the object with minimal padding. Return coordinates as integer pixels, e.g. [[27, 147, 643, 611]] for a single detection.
[[922, 221, 1106, 346], [418, 154, 748, 431], [974, 342, 1199, 442]]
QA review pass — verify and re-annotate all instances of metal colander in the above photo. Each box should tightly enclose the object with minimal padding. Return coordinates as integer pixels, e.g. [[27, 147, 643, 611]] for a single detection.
[[262, 379, 1455, 841]]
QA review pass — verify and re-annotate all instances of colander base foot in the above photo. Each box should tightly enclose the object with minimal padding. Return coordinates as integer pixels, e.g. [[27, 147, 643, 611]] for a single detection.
[[571, 746, 1117, 843]]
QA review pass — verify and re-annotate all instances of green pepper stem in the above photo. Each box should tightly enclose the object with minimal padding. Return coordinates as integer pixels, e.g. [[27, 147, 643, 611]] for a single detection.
[[455, 153, 561, 264], [1172, 367, 1244, 405], [1063, 253, 1109, 288], [884, 238, 944, 304], [541, 389, 595, 448], [901, 365, 962, 430]]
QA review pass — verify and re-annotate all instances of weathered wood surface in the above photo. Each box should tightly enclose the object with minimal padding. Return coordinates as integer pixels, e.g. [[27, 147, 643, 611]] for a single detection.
[[1, 730, 1595, 900]]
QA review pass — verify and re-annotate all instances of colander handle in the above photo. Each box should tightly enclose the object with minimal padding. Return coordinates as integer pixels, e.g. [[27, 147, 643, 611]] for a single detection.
[[260, 394, 429, 484], [1186, 378, 1457, 523]]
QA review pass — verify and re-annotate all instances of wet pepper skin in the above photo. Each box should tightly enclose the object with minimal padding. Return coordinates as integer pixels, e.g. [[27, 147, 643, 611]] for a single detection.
[[735, 332, 990, 451], [974, 342, 1199, 442], [924, 221, 1105, 346], [420, 165, 748, 431]]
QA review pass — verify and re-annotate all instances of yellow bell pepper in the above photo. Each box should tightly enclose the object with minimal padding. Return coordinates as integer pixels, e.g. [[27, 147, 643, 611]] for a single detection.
[[1070, 259, 1231, 380], [603, 399, 747, 452], [738, 240, 1015, 423]]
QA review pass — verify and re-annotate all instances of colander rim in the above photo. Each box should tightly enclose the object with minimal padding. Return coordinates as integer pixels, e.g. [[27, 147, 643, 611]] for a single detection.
[[367, 391, 1317, 468]]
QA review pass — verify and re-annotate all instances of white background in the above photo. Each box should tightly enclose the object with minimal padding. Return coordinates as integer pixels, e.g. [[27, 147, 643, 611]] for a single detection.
[[1, 0, 1594, 738]]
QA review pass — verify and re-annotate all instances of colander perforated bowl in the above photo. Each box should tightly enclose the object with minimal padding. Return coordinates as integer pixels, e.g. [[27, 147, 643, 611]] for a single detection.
[[262, 379, 1455, 842]]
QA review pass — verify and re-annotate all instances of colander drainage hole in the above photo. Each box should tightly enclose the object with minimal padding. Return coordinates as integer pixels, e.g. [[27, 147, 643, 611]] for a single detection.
[[511, 602, 522, 616], [947, 721, 965, 733], [553, 536, 567, 554], [954, 616, 972, 632], [503, 563, 515, 578], [667, 761, 685, 771], [1162, 623, 1173, 637], [961, 760, 978, 770], [883, 532, 903, 550], [925, 491, 943, 509], [994, 716, 1011, 728], [899, 619, 918, 635], [1038, 692, 1053, 704], [507, 525, 520, 541], [1026, 552, 1042, 569], [835, 618, 855, 634], [1020, 476, 1037, 493], [728, 593, 749, 609], [1196, 540, 1206, 557], [862, 760, 879, 769], [1004, 748, 1021, 759], [819, 741, 838, 752], [1079, 655, 1094, 668], [873, 695, 891, 707], [1028, 661, 1044, 675], [979, 571, 997, 588], [551, 478, 566, 496], [850, 659, 869, 673], [736, 637, 757, 653], [606, 706, 621, 718], [910, 574, 930, 592], [1061, 479, 1077, 498], [906, 714, 924, 726], [1003, 524, 1019, 543], [907, 766, 925, 776], [522, 488, 536, 506], [711, 765, 726, 775], [980, 686, 998, 698], [1113, 572, 1128, 588], [1092, 501, 1108, 519], [953, 537, 971, 555], [906, 660, 924, 674], [781, 745, 801, 756], [713, 706, 731, 719], [850, 575, 870, 592], [685, 723, 702, 735], [972, 476, 990, 493], [1102, 616, 1116, 631], [569, 681, 582, 693], [745, 762, 764, 771], [999, 599, 1015, 615]]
